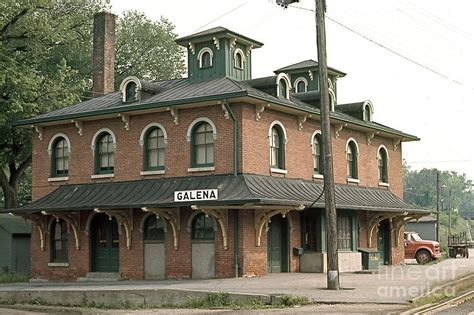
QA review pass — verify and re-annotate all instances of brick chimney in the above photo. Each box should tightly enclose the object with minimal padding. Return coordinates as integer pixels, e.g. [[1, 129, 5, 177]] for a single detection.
[[92, 11, 116, 97]]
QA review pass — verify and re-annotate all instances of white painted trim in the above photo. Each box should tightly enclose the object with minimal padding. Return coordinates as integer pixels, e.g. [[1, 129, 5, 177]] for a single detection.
[[197, 47, 214, 68], [268, 121, 288, 143], [188, 166, 215, 172], [186, 117, 217, 142], [270, 168, 288, 175], [378, 182, 390, 187], [140, 213, 167, 234], [48, 176, 69, 182], [48, 262, 69, 267], [140, 170, 165, 176], [233, 48, 245, 69], [377, 144, 390, 161], [186, 212, 217, 233], [345, 138, 360, 157], [139, 123, 168, 146], [310, 130, 322, 154], [91, 173, 114, 179], [347, 178, 360, 184], [363, 100, 374, 122], [119, 76, 141, 102], [91, 128, 117, 151], [294, 77, 308, 93], [276, 73, 291, 99], [313, 174, 324, 179], [328, 89, 336, 111], [47, 133, 71, 156]]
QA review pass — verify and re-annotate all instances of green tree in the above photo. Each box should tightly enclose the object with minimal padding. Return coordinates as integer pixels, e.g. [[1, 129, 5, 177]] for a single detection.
[[0, 1, 185, 209]]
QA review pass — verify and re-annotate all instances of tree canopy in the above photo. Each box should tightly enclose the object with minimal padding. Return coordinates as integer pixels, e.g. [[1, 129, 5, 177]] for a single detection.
[[0, 0, 185, 208]]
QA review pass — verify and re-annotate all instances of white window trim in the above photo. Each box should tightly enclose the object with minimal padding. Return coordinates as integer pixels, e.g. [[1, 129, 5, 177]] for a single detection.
[[197, 47, 214, 68], [329, 89, 336, 111], [270, 167, 288, 175], [345, 138, 360, 157], [91, 173, 114, 179], [347, 178, 360, 184], [48, 262, 69, 267], [377, 144, 390, 184], [47, 133, 71, 156], [378, 182, 390, 187], [186, 117, 217, 142], [363, 100, 374, 122], [376, 145, 390, 160], [140, 170, 165, 176], [313, 174, 324, 179], [188, 166, 215, 172], [90, 128, 117, 152], [233, 48, 245, 69], [48, 176, 69, 182], [276, 73, 291, 99], [268, 121, 288, 144], [119, 76, 142, 103], [311, 130, 323, 175], [294, 77, 308, 93], [139, 123, 168, 146]]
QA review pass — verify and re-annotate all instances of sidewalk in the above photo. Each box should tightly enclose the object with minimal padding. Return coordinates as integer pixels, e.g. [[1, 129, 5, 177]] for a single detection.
[[0, 249, 472, 307]]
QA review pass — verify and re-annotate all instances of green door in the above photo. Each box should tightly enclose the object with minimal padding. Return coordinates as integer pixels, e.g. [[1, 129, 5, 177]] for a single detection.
[[91, 214, 119, 272], [267, 215, 288, 273], [377, 220, 391, 265]]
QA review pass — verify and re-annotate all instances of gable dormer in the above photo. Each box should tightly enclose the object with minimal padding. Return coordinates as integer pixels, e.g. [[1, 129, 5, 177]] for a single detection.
[[176, 27, 263, 83]]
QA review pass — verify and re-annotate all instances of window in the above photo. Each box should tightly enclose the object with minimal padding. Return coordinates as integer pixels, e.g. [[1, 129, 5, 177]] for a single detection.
[[301, 211, 319, 251], [192, 213, 214, 240], [51, 137, 69, 177], [234, 49, 245, 69], [312, 133, 323, 175], [270, 125, 285, 169], [279, 79, 288, 99], [95, 132, 115, 174], [365, 105, 371, 122], [294, 77, 308, 93], [346, 140, 358, 179], [125, 82, 138, 102], [51, 219, 68, 263], [144, 216, 165, 241], [144, 127, 165, 171], [192, 122, 214, 167], [337, 216, 352, 251], [378, 147, 388, 183], [198, 48, 213, 68]]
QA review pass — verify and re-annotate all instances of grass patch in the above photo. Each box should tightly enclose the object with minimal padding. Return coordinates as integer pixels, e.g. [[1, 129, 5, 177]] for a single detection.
[[277, 294, 311, 307], [0, 272, 29, 284]]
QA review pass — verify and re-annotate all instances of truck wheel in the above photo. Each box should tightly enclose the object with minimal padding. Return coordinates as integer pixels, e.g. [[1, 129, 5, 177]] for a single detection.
[[415, 250, 432, 264]]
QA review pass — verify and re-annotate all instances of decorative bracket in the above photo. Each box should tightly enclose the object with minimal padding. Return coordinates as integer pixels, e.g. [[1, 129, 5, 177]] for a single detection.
[[44, 212, 81, 250], [167, 107, 179, 125], [230, 38, 237, 50], [393, 138, 401, 151], [367, 132, 375, 145], [392, 214, 424, 246], [308, 70, 314, 81], [14, 213, 47, 251], [188, 42, 195, 54], [334, 124, 344, 138], [191, 206, 229, 250], [246, 44, 253, 56], [298, 115, 310, 131], [31, 125, 43, 141], [72, 120, 83, 136], [221, 103, 230, 120], [255, 104, 266, 121], [94, 208, 133, 250], [213, 37, 220, 50], [255, 206, 304, 246], [118, 114, 130, 131], [142, 207, 180, 250], [367, 212, 403, 247]]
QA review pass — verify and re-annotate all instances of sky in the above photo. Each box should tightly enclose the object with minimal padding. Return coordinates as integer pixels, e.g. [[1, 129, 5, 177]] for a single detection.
[[110, 0, 474, 181]]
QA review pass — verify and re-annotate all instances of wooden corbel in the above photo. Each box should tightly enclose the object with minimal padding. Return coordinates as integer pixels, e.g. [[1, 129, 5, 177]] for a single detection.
[[190, 206, 229, 250], [142, 207, 180, 250], [334, 124, 344, 138], [15, 213, 47, 251], [246, 44, 253, 56], [230, 38, 237, 50], [189, 42, 195, 54], [308, 70, 314, 81], [31, 125, 43, 140], [94, 208, 133, 250], [392, 213, 422, 246], [393, 138, 401, 151], [45, 212, 81, 250], [167, 107, 179, 125], [221, 103, 230, 120], [254, 207, 303, 246], [298, 115, 310, 131], [367, 212, 398, 247], [71, 120, 83, 136], [213, 37, 220, 50], [255, 104, 265, 121], [367, 132, 375, 145], [118, 114, 130, 131]]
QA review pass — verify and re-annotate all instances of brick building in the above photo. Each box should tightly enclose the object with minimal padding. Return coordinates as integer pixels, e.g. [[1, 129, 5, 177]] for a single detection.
[[6, 12, 427, 281]]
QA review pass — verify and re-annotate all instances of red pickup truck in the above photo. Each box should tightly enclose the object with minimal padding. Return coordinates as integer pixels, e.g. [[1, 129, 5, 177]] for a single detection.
[[404, 231, 441, 264]]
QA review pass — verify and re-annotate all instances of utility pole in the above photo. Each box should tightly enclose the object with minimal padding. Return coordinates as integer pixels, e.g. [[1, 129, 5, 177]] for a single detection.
[[315, 0, 339, 290], [448, 189, 452, 238], [436, 172, 440, 242]]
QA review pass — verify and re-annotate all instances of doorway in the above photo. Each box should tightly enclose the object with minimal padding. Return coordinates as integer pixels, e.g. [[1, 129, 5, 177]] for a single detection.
[[90, 214, 119, 272], [377, 219, 391, 265], [267, 214, 289, 273]]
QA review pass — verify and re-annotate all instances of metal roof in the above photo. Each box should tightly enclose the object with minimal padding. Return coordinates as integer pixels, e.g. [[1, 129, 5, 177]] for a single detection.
[[176, 26, 263, 48], [0, 214, 31, 235], [4, 174, 426, 214], [274, 59, 347, 77]]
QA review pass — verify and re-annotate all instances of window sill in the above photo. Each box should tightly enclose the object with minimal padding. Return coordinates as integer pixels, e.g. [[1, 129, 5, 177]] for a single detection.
[[91, 173, 114, 179], [188, 166, 215, 172], [140, 170, 165, 176], [347, 178, 360, 184], [312, 174, 324, 179], [378, 182, 390, 187], [48, 262, 69, 267], [270, 168, 288, 175], [48, 176, 69, 182]]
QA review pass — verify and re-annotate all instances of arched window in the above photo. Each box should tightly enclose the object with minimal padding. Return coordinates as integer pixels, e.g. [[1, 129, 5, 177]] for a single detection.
[[51, 219, 68, 263], [378, 147, 388, 183], [234, 49, 245, 69], [279, 79, 288, 99], [125, 82, 138, 102], [312, 133, 323, 175], [198, 48, 213, 68], [347, 141, 358, 179], [51, 137, 69, 177], [270, 125, 285, 169], [95, 132, 115, 174], [144, 216, 165, 241], [295, 77, 308, 93], [192, 213, 214, 240], [144, 127, 165, 171], [192, 122, 214, 167], [365, 105, 371, 122]]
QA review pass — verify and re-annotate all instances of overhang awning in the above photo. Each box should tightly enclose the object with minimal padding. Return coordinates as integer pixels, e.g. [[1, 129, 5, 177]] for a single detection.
[[4, 174, 427, 214]]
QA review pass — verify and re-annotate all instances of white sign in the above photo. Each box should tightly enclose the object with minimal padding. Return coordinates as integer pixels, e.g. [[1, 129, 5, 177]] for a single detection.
[[174, 189, 218, 202]]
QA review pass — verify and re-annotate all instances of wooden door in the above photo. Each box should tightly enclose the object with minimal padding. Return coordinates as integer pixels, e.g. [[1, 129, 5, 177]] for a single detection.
[[267, 215, 288, 273], [91, 214, 119, 272]]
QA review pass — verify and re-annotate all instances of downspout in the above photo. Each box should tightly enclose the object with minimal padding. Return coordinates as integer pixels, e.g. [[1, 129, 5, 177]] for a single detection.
[[223, 99, 239, 277]]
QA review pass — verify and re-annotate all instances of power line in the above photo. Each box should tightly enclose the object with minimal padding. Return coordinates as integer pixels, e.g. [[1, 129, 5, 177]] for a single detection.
[[194, 2, 249, 32]]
